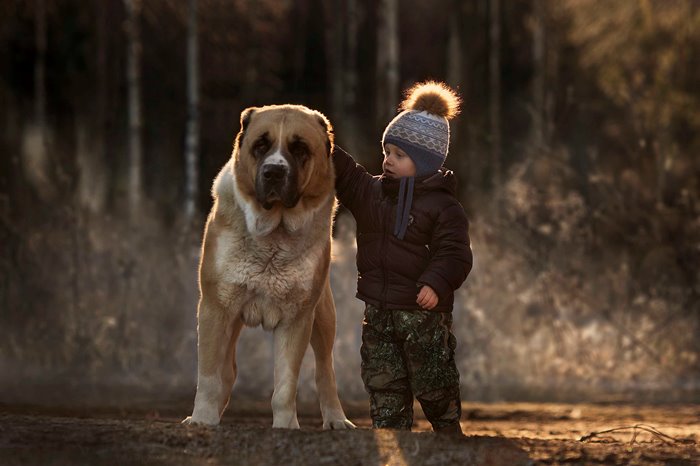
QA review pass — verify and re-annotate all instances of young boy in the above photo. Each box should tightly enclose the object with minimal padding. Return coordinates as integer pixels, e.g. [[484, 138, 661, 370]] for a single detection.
[[334, 81, 473, 434]]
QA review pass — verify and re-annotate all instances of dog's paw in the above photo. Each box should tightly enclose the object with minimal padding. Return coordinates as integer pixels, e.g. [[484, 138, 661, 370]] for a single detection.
[[181, 415, 220, 426], [272, 414, 301, 429], [323, 418, 356, 430]]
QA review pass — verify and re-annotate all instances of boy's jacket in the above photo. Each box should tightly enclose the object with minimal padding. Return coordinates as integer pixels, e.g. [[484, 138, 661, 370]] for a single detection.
[[334, 147, 473, 312]]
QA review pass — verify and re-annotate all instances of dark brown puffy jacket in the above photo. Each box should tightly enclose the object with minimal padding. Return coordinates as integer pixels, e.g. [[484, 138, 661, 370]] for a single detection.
[[334, 147, 473, 312]]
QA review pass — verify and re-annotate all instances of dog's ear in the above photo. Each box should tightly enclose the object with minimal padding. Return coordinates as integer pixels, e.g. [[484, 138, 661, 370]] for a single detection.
[[235, 107, 257, 150], [241, 107, 256, 130], [315, 112, 334, 157]]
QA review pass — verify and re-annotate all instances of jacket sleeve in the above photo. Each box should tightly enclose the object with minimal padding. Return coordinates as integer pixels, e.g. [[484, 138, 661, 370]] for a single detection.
[[333, 146, 375, 215], [417, 202, 473, 300]]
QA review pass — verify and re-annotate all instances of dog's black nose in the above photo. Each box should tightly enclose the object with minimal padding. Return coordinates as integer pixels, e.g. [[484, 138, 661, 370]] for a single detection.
[[262, 164, 287, 183]]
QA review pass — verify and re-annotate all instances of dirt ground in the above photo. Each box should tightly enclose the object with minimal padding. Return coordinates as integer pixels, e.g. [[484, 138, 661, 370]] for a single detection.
[[1, 400, 698, 465]]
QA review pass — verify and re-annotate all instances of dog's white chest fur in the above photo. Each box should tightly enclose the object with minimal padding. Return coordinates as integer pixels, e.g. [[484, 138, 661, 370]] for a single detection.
[[213, 229, 324, 329]]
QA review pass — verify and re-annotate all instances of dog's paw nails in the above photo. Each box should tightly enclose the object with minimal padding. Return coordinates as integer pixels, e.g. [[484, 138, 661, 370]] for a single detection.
[[181, 416, 206, 426], [325, 419, 356, 430], [181, 415, 219, 426]]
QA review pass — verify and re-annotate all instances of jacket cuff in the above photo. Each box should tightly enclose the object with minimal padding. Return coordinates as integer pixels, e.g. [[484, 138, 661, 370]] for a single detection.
[[417, 271, 452, 301]]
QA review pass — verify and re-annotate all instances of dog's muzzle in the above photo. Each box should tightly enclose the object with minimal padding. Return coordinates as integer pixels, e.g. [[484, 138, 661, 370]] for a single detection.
[[256, 163, 300, 210]]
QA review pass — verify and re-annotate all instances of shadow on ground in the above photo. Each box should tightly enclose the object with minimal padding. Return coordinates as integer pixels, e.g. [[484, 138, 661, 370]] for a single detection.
[[1, 400, 698, 465], [0, 413, 528, 466]]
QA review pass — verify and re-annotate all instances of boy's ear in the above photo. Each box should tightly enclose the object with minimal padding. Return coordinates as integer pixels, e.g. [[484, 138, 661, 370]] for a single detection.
[[315, 112, 334, 157], [235, 107, 257, 150]]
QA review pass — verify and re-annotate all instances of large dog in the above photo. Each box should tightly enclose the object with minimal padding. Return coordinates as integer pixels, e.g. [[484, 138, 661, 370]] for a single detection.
[[182, 105, 354, 429]]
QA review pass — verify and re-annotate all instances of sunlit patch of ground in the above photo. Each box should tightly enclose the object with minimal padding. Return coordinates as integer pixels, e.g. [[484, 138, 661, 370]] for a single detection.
[[455, 402, 699, 465], [1, 401, 698, 465]]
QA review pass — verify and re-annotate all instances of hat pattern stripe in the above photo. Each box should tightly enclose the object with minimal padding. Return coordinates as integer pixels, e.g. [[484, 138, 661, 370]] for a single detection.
[[388, 120, 448, 140], [385, 127, 447, 156]]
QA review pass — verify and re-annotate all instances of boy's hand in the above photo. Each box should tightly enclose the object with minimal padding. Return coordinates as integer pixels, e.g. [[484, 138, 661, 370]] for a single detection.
[[416, 285, 439, 310]]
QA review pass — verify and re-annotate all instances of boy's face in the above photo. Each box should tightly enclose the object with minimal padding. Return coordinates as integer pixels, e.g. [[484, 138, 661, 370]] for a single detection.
[[382, 143, 416, 178]]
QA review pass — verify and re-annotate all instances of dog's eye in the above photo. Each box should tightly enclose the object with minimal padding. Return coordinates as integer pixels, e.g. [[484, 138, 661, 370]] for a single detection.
[[252, 137, 270, 158], [289, 140, 309, 161]]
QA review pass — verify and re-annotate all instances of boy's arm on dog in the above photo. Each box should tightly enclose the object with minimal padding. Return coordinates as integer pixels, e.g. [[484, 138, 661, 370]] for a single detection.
[[417, 204, 473, 301], [333, 146, 375, 214]]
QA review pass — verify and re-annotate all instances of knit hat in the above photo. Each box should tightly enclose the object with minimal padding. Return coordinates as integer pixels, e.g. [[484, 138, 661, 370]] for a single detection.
[[382, 81, 461, 177]]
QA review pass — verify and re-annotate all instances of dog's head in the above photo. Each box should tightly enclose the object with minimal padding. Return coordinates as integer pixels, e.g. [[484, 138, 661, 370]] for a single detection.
[[232, 105, 334, 211]]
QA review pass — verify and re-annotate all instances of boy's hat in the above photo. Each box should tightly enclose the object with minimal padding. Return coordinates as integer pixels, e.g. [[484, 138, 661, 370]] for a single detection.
[[382, 81, 461, 177]]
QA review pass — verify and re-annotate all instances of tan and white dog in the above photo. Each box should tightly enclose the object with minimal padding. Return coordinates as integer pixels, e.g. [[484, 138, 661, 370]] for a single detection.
[[182, 105, 354, 429]]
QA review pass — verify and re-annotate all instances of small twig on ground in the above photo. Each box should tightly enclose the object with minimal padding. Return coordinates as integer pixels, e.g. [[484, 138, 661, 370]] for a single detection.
[[579, 424, 681, 445]]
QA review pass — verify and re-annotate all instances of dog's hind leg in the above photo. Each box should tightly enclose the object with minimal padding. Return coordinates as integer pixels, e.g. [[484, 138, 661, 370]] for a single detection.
[[310, 283, 356, 429], [271, 314, 314, 429], [183, 299, 244, 426]]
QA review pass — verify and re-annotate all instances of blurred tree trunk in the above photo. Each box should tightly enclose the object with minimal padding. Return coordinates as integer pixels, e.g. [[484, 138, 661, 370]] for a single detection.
[[545, 4, 558, 146], [329, 0, 344, 122], [94, 0, 108, 209], [446, 0, 463, 91], [327, 0, 360, 153], [343, 0, 360, 153], [344, 0, 360, 154], [24, 0, 55, 200], [76, 0, 109, 212], [344, 1, 359, 108], [463, 0, 486, 203], [291, 0, 310, 94], [532, 0, 545, 148], [184, 0, 199, 222], [375, 0, 399, 127], [447, 0, 463, 179], [640, 0, 665, 204], [125, 0, 143, 216], [489, 0, 501, 192], [34, 0, 46, 156], [447, 0, 470, 197]]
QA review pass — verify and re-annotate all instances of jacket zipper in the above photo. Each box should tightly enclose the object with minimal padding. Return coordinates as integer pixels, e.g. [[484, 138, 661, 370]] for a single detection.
[[380, 201, 390, 309]]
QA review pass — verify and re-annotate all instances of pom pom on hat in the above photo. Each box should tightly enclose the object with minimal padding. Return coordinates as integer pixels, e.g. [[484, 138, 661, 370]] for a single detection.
[[382, 81, 461, 177], [399, 81, 461, 119]]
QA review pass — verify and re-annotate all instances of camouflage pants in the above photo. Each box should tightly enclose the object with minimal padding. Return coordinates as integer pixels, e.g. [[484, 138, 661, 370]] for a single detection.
[[360, 304, 461, 431]]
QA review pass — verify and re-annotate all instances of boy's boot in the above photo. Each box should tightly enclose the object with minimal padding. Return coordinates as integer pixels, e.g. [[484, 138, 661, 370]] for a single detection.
[[434, 421, 464, 436]]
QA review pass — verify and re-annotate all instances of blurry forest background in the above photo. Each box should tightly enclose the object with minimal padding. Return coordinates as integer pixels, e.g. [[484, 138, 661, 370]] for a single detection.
[[1, 0, 699, 406]]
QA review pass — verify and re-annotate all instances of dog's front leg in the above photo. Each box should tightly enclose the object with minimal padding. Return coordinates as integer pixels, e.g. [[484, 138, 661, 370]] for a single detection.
[[183, 298, 243, 426], [271, 314, 313, 429]]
